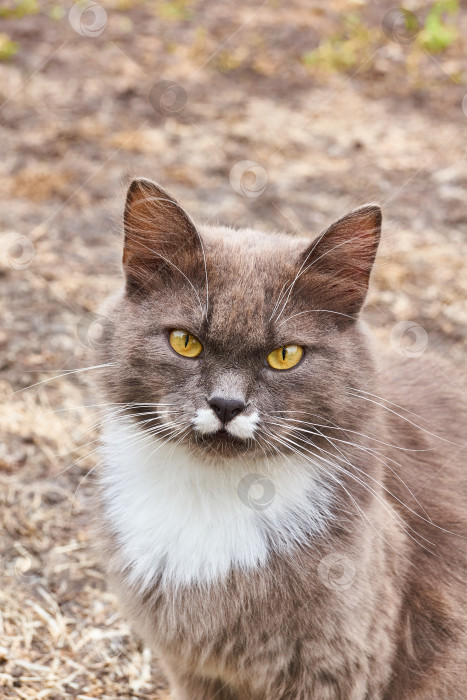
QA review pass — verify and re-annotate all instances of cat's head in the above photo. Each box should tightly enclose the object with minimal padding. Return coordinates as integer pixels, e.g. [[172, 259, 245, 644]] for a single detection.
[[95, 178, 381, 463]]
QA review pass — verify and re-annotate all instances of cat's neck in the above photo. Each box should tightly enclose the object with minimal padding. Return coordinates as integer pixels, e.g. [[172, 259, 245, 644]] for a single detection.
[[99, 417, 336, 590]]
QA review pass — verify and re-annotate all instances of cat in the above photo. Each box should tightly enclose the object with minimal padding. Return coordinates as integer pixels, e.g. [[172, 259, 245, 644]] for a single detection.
[[91, 178, 466, 699]]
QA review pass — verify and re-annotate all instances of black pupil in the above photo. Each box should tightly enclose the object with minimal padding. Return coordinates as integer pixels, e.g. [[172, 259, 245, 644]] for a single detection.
[[282, 346, 286, 360], [185, 334, 190, 348]]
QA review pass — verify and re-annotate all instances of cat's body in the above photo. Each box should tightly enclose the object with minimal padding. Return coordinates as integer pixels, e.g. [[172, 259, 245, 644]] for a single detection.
[[93, 179, 466, 699]]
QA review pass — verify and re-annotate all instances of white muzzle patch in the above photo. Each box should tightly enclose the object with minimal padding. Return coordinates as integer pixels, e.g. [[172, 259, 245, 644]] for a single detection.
[[192, 407, 259, 440]]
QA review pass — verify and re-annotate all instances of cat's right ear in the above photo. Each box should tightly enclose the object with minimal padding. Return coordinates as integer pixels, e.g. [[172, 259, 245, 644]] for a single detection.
[[122, 178, 204, 295]]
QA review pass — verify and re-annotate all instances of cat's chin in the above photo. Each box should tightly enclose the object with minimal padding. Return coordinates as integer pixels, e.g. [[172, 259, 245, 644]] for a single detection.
[[189, 429, 257, 461]]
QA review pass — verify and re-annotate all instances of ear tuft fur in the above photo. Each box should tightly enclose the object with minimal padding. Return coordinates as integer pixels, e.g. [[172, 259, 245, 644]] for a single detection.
[[296, 204, 382, 318], [122, 178, 203, 295]]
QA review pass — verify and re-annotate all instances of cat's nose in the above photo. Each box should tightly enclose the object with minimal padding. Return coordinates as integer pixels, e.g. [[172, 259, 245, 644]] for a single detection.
[[208, 397, 246, 424]]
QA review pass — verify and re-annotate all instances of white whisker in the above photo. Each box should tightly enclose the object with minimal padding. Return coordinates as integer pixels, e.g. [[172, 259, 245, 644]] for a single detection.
[[14, 363, 114, 394], [347, 391, 464, 448]]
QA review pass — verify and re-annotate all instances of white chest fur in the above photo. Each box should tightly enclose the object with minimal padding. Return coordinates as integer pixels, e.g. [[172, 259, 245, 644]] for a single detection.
[[100, 419, 334, 589]]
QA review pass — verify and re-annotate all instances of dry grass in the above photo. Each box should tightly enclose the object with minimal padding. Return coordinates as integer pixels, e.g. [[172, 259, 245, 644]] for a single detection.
[[0, 381, 170, 698], [1, 0, 467, 697]]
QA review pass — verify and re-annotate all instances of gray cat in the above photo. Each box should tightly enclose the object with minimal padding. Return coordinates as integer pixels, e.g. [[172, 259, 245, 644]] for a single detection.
[[91, 178, 466, 699]]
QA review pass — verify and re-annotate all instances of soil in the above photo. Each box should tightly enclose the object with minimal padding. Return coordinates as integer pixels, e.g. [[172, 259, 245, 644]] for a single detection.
[[0, 1, 466, 697]]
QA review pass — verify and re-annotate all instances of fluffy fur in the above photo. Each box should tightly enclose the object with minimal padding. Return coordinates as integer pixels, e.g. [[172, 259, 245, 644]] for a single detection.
[[92, 178, 467, 699], [100, 418, 334, 588]]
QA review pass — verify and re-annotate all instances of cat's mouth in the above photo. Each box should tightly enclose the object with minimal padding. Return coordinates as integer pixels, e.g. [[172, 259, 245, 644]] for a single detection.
[[193, 426, 253, 458], [207, 427, 244, 442], [214, 428, 231, 438]]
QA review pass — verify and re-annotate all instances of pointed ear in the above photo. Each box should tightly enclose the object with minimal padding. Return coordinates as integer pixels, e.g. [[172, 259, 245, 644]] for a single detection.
[[122, 178, 204, 295], [295, 204, 382, 318]]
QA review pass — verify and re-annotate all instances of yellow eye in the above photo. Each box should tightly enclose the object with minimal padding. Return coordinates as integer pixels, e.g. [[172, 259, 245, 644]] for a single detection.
[[267, 344, 303, 370], [169, 329, 203, 358]]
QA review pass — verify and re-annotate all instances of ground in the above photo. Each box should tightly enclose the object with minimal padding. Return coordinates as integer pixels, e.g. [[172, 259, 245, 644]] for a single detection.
[[0, 0, 466, 698]]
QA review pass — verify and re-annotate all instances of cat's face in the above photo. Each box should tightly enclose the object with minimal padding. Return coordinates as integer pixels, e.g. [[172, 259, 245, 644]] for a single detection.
[[95, 179, 381, 463]]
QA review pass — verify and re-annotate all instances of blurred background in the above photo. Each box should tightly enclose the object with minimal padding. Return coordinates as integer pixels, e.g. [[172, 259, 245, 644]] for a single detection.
[[0, 1, 466, 697]]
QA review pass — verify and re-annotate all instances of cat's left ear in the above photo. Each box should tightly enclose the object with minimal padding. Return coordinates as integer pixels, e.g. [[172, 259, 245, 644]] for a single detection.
[[296, 204, 382, 318]]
